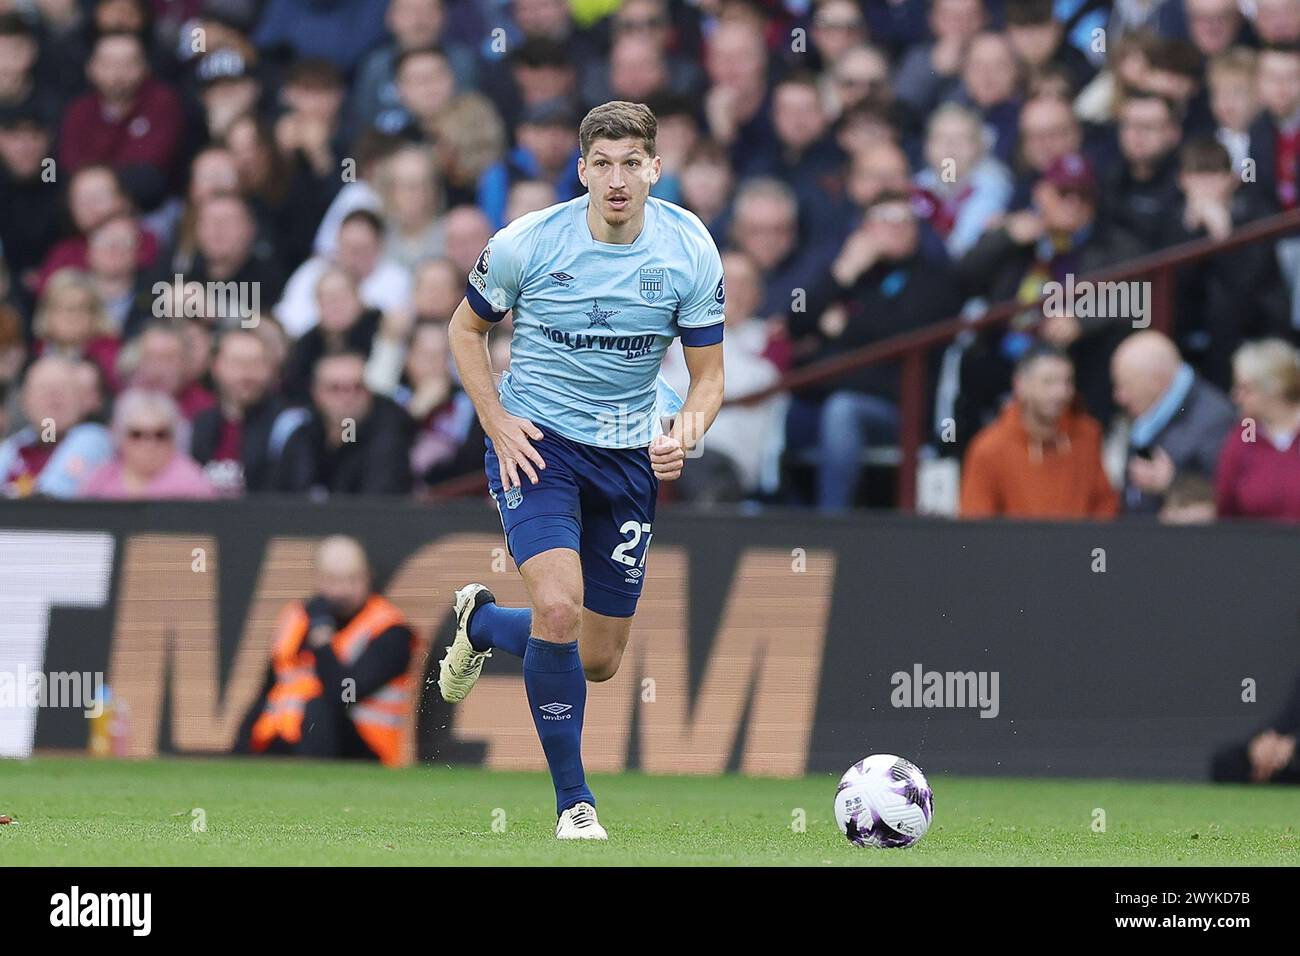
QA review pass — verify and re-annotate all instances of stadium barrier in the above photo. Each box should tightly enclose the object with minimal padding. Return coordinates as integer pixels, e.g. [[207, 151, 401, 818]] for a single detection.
[[2, 498, 1294, 779]]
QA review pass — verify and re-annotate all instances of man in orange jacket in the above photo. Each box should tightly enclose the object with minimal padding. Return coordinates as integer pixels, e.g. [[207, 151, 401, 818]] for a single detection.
[[236, 535, 415, 765], [960, 343, 1118, 519]]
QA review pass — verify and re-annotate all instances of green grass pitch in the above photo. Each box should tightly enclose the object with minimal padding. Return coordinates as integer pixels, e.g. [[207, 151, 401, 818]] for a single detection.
[[1, 757, 1295, 865]]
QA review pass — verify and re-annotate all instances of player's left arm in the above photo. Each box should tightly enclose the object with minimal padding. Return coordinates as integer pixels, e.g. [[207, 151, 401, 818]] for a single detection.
[[653, 233, 728, 481]]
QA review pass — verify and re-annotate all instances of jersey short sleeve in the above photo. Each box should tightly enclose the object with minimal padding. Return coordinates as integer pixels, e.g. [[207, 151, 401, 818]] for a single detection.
[[674, 232, 726, 348], [465, 226, 526, 322]]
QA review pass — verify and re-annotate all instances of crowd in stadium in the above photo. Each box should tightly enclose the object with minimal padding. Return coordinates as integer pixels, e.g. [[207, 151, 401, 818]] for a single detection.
[[0, 0, 1298, 520]]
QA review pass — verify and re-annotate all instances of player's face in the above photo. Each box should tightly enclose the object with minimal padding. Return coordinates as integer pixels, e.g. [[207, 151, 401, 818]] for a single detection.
[[578, 138, 660, 226]]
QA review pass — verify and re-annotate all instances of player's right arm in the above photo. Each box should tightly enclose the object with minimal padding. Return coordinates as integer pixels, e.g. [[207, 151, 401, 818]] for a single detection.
[[448, 298, 546, 491]]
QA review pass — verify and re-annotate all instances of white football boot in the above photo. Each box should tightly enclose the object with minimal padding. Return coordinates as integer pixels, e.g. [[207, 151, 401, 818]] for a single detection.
[[556, 802, 608, 840], [436, 584, 495, 703]]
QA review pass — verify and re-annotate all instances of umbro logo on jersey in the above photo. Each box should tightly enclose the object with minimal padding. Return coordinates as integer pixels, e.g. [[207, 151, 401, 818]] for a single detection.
[[549, 271, 575, 285]]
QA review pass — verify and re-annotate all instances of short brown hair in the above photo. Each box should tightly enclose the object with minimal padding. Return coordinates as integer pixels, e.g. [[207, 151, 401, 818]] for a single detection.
[[579, 101, 657, 158], [1179, 137, 1231, 174]]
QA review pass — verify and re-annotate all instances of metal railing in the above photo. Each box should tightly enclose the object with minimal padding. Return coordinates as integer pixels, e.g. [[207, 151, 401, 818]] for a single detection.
[[428, 206, 1300, 508]]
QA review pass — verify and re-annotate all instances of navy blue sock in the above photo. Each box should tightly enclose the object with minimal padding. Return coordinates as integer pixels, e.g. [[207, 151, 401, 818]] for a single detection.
[[523, 637, 593, 815], [467, 602, 531, 656]]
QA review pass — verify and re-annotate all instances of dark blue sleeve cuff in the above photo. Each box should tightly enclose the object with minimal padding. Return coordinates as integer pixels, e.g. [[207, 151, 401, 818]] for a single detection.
[[680, 322, 724, 347], [465, 282, 506, 322]]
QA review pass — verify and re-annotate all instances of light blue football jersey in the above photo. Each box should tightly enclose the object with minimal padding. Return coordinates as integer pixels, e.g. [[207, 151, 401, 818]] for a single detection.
[[465, 194, 725, 448]]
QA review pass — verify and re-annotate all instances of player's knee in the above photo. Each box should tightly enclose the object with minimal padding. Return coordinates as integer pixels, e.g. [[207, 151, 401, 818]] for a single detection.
[[533, 595, 582, 641], [583, 652, 622, 683]]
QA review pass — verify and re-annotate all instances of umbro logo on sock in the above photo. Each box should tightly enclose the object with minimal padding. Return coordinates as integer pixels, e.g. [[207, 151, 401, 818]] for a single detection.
[[538, 701, 573, 720]]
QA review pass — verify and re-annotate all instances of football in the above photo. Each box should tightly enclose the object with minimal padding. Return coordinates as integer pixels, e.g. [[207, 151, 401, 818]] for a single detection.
[[834, 754, 934, 848]]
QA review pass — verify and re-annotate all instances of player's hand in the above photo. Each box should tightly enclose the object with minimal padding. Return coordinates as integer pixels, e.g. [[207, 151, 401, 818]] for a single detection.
[[488, 412, 545, 490], [650, 434, 685, 481]]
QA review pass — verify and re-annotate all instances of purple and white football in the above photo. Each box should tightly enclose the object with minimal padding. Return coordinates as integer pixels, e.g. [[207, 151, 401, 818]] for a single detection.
[[834, 754, 934, 848]]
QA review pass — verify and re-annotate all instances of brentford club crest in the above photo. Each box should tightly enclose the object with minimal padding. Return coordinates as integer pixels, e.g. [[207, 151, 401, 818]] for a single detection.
[[639, 267, 665, 302]]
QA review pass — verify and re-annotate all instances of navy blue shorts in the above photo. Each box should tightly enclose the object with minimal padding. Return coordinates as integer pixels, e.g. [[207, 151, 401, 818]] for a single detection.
[[485, 430, 659, 618]]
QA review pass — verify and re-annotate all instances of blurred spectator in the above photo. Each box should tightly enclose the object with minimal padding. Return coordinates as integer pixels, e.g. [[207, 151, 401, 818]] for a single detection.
[[274, 351, 413, 495], [1004, 0, 1094, 96], [1212, 667, 1300, 783], [730, 178, 837, 325], [957, 32, 1023, 167], [1185, 0, 1251, 59], [954, 153, 1145, 442], [822, 44, 892, 124], [679, 138, 735, 240], [86, 213, 146, 332], [1216, 338, 1300, 520], [163, 147, 241, 274], [276, 209, 412, 339], [1249, 45, 1300, 212], [441, 205, 492, 277], [178, 192, 286, 329], [37, 165, 160, 296], [806, 0, 870, 76], [661, 250, 781, 502], [1158, 472, 1218, 524], [119, 320, 215, 422], [914, 102, 1013, 258], [252, 0, 388, 73], [282, 266, 380, 402], [236, 535, 415, 765], [0, 355, 113, 497], [430, 92, 507, 208], [505, 178, 559, 223], [350, 0, 479, 137], [1207, 47, 1260, 175], [1099, 92, 1184, 251], [0, 15, 58, 125], [195, 47, 261, 142], [0, 105, 60, 306], [1112, 330, 1236, 515], [31, 269, 121, 392], [58, 31, 183, 211], [894, 0, 985, 120], [311, 131, 404, 258], [376, 144, 446, 271], [486, 37, 579, 134], [391, 46, 458, 141], [704, 19, 774, 177], [960, 344, 1117, 519], [794, 191, 964, 511], [395, 319, 483, 489], [190, 328, 298, 496], [80, 388, 216, 499], [1255, 0, 1300, 45], [1163, 138, 1289, 389], [225, 112, 332, 272], [1011, 94, 1084, 209], [410, 257, 462, 323], [478, 99, 583, 230], [758, 72, 846, 215], [595, 0, 703, 101]]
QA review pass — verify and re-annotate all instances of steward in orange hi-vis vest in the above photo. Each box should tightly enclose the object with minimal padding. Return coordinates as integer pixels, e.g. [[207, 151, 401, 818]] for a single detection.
[[245, 593, 415, 765]]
